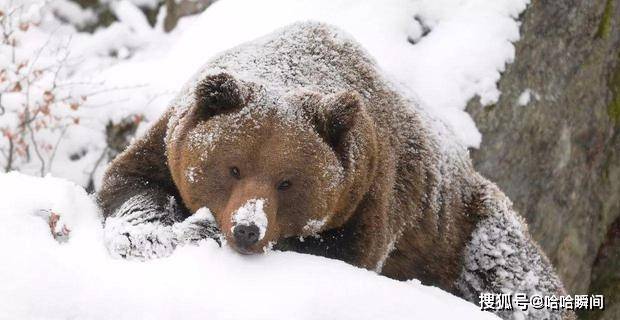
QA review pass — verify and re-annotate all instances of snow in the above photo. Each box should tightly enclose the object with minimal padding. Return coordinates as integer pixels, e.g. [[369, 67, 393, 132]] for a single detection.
[[0, 172, 500, 320], [303, 217, 327, 234], [518, 89, 532, 106], [517, 89, 539, 106], [231, 198, 269, 240], [48, 0, 97, 28], [186, 166, 199, 183]]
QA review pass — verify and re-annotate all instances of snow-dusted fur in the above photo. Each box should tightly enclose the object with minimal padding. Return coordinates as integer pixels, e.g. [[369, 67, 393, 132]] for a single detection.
[[103, 194, 219, 260], [456, 182, 575, 320], [98, 22, 572, 320]]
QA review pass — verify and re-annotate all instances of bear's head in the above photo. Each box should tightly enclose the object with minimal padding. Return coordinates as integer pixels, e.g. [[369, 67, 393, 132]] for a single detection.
[[167, 73, 378, 254]]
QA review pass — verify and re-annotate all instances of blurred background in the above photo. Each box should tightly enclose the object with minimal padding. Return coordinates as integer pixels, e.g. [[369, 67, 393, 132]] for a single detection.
[[0, 1, 617, 319]]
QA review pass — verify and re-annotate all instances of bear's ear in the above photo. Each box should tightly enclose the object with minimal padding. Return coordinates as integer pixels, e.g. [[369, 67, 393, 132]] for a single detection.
[[312, 91, 379, 223], [194, 73, 248, 118], [305, 90, 377, 175], [311, 91, 374, 158]]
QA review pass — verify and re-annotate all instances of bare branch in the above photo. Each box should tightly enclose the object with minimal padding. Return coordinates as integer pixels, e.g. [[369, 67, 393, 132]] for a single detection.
[[3, 135, 14, 172], [23, 77, 46, 177], [47, 125, 68, 172], [0, 93, 5, 115], [86, 146, 109, 193]]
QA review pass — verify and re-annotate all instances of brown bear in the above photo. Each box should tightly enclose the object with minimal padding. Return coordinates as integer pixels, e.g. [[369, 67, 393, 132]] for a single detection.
[[98, 22, 575, 320]]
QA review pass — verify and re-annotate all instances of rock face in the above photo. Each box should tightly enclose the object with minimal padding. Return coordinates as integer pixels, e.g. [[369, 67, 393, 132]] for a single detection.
[[467, 0, 620, 318]]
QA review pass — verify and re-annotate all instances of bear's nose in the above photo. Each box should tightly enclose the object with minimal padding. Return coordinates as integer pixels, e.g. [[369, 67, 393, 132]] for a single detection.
[[233, 224, 260, 248]]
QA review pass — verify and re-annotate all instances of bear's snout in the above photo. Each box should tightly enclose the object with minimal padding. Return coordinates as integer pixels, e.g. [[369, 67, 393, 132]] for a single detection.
[[233, 224, 260, 249], [223, 191, 277, 254]]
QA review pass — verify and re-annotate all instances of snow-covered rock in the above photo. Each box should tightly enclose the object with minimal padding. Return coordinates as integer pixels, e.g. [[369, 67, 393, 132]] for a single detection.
[[0, 172, 499, 320]]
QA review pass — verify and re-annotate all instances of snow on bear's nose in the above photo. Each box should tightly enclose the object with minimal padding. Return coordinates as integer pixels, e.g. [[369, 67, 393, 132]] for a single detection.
[[230, 198, 268, 248]]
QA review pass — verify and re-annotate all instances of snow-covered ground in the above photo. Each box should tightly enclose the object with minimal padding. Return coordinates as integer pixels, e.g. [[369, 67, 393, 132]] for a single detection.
[[0, 0, 530, 318], [0, 172, 500, 320]]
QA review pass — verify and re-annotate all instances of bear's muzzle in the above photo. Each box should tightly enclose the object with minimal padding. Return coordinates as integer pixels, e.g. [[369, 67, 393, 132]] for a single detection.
[[221, 179, 279, 254]]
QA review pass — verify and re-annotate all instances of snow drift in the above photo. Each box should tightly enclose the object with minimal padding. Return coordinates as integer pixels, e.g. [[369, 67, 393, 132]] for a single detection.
[[0, 172, 499, 320]]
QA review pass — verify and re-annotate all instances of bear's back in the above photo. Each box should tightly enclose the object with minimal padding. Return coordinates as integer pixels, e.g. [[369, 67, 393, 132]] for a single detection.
[[205, 22, 383, 99]]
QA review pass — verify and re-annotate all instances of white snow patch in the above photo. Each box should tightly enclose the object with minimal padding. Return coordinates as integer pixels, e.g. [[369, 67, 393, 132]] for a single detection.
[[186, 166, 199, 183], [49, 0, 97, 28], [111, 0, 153, 36], [518, 89, 531, 106], [517, 89, 539, 106], [375, 238, 398, 273], [303, 217, 327, 234], [325, 162, 344, 191], [0, 172, 500, 320], [230, 198, 269, 240], [193, 206, 216, 222]]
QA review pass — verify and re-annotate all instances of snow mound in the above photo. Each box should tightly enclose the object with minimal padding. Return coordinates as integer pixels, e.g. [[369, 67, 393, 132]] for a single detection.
[[0, 172, 499, 320]]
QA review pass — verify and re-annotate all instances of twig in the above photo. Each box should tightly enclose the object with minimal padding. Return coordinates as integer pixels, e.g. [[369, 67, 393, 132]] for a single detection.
[[27, 25, 61, 76], [0, 93, 5, 115], [47, 125, 68, 172], [23, 78, 46, 177], [3, 135, 14, 172], [86, 146, 109, 193]]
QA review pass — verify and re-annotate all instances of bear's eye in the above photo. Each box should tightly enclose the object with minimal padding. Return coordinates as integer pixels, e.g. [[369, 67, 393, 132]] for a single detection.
[[230, 166, 241, 179], [277, 180, 291, 191]]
